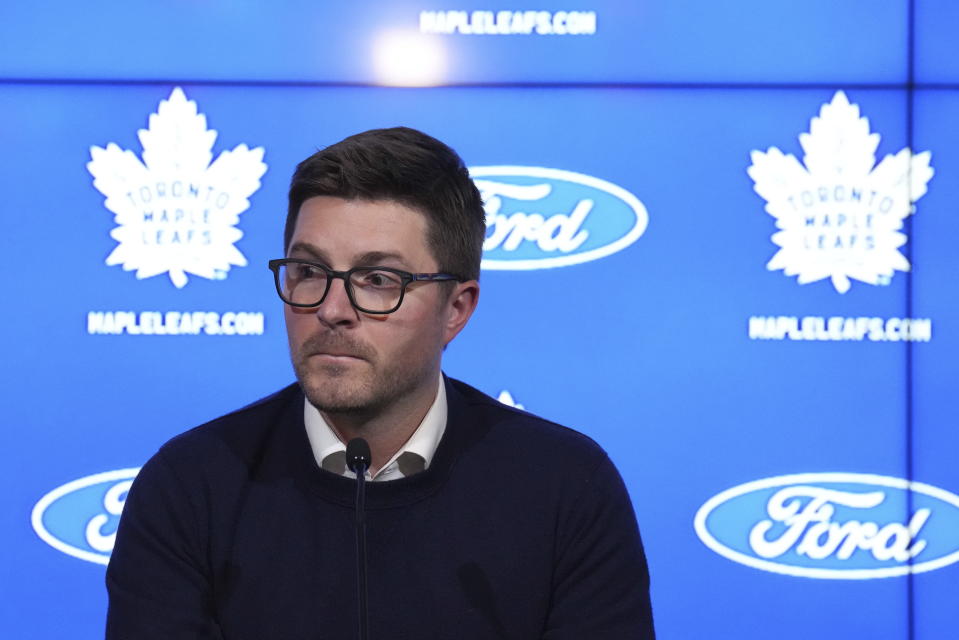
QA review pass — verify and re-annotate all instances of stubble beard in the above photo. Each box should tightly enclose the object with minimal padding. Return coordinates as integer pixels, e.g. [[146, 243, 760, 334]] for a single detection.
[[292, 332, 435, 419]]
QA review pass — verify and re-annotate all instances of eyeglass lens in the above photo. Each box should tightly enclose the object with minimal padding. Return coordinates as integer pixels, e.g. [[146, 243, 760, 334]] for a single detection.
[[277, 263, 404, 312]]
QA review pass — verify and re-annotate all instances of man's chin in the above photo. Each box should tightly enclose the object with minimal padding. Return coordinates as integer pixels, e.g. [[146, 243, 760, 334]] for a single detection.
[[299, 377, 377, 415]]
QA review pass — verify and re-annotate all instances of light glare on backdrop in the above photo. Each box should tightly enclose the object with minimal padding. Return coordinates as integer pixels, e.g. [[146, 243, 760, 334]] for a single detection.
[[372, 31, 446, 86]]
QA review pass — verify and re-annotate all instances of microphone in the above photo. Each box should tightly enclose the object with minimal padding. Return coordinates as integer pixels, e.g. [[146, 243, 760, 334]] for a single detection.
[[346, 438, 372, 477], [345, 438, 371, 640]]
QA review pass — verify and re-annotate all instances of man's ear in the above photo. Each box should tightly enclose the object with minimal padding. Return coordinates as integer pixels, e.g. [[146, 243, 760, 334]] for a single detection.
[[443, 280, 480, 345]]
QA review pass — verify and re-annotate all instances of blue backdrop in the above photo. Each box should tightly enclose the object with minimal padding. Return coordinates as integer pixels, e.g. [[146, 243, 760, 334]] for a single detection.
[[2, 2, 956, 638]]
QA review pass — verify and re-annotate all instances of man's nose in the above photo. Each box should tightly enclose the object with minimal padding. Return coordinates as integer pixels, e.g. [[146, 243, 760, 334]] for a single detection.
[[315, 276, 358, 327]]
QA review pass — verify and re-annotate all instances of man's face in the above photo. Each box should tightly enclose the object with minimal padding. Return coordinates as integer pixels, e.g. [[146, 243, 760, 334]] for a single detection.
[[284, 196, 473, 417]]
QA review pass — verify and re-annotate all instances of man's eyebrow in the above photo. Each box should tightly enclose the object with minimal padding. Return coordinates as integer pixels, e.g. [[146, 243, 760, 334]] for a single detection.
[[354, 251, 410, 267], [288, 245, 411, 269], [287, 242, 328, 261]]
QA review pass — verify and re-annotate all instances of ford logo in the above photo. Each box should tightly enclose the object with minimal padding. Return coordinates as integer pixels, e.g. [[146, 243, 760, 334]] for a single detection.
[[31, 468, 140, 565], [470, 166, 648, 270], [693, 472, 959, 579]]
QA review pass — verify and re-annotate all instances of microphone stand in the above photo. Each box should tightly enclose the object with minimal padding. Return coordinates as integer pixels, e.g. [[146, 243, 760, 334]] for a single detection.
[[346, 439, 371, 640]]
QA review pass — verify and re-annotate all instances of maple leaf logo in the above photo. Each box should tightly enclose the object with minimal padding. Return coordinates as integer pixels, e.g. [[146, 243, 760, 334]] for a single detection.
[[748, 91, 933, 293], [87, 88, 267, 288], [496, 390, 525, 410]]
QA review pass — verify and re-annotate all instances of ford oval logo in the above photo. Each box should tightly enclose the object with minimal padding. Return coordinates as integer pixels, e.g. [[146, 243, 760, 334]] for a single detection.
[[31, 468, 140, 565], [470, 166, 648, 270], [694, 472, 959, 579]]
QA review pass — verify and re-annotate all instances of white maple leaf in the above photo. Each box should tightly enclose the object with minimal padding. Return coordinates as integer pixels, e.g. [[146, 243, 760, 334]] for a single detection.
[[747, 91, 933, 293], [87, 88, 267, 288], [496, 390, 525, 410]]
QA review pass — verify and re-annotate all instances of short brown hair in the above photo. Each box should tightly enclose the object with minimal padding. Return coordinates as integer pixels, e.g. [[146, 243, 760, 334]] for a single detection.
[[286, 127, 486, 280]]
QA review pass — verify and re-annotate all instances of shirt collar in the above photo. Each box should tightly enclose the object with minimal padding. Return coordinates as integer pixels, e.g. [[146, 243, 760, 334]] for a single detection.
[[303, 374, 447, 481]]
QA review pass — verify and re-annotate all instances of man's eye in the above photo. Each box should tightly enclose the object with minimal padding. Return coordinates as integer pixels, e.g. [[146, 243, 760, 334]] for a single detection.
[[292, 264, 324, 280], [356, 270, 402, 288]]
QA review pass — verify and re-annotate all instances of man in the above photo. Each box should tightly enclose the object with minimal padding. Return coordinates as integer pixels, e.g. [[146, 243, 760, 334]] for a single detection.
[[106, 127, 655, 639]]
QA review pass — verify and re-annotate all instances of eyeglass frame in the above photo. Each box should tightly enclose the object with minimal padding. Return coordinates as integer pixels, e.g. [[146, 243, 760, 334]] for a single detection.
[[268, 258, 465, 315]]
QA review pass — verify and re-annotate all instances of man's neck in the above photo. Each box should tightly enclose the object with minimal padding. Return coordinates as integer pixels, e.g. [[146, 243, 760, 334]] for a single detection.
[[321, 374, 441, 473]]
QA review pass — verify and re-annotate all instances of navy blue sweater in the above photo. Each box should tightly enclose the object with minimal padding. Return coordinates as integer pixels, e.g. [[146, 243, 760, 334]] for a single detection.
[[106, 378, 654, 639]]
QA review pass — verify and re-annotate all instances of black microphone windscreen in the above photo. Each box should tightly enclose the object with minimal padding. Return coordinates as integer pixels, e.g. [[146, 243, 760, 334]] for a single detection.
[[345, 438, 372, 473]]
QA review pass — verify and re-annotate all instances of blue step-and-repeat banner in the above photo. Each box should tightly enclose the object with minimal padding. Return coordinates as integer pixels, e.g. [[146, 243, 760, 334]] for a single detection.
[[2, 1, 957, 638]]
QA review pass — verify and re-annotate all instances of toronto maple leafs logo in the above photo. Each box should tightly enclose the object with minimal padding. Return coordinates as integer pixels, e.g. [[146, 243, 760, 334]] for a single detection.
[[748, 91, 933, 293], [87, 88, 267, 288]]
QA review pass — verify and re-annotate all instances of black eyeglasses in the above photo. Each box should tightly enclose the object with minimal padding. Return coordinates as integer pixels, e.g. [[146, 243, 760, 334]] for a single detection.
[[268, 258, 464, 314]]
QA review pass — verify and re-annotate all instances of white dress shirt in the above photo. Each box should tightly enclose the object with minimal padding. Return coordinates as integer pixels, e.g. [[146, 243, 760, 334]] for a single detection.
[[303, 375, 447, 481]]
